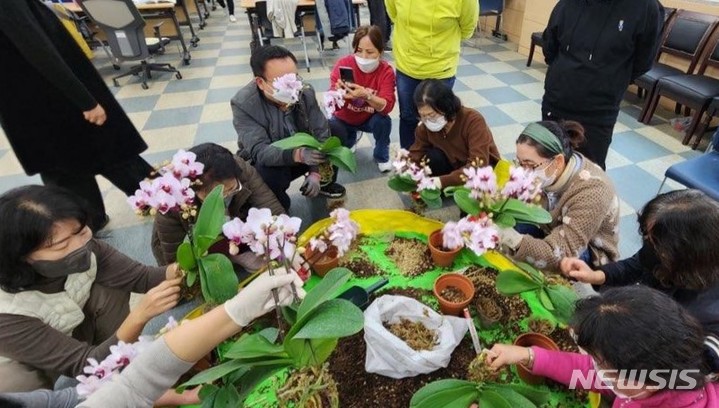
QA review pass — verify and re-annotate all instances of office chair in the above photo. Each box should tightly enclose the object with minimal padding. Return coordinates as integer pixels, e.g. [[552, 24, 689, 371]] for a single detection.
[[78, 0, 182, 89]]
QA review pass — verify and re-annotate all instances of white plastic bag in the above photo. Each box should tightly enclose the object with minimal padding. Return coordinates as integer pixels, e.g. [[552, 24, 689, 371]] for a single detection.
[[364, 295, 469, 379]]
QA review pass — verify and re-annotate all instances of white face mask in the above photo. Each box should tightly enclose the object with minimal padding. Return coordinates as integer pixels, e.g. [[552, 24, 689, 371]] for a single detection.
[[536, 159, 558, 188], [267, 88, 296, 105], [423, 116, 447, 132], [354, 55, 380, 73]]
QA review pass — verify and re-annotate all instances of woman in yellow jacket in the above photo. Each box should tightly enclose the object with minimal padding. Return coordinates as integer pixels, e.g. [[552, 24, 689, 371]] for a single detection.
[[386, 0, 478, 149]]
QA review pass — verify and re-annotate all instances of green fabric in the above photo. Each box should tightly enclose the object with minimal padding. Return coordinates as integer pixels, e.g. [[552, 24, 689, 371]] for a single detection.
[[521, 123, 564, 156]]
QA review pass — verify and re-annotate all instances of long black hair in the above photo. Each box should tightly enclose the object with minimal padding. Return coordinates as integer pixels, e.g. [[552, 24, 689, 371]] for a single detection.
[[638, 189, 719, 290], [0, 185, 89, 292], [413, 79, 462, 122], [572, 286, 708, 389]]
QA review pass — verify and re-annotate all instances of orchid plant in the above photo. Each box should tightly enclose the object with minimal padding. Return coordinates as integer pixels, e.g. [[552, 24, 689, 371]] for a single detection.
[[322, 89, 347, 119], [180, 268, 365, 408], [271, 73, 306, 106], [441, 214, 499, 256], [444, 160, 552, 228], [127, 150, 239, 305], [387, 148, 442, 209], [76, 317, 179, 397], [271, 133, 357, 185], [307, 208, 360, 260]]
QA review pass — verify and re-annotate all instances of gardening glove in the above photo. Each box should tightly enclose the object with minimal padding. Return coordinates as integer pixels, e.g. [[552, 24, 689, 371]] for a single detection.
[[294, 147, 326, 166], [431, 177, 442, 189], [498, 227, 523, 251], [224, 267, 306, 327], [300, 172, 321, 197]]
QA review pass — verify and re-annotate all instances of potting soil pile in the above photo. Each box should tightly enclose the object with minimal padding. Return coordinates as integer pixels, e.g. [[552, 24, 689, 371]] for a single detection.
[[226, 211, 594, 408]]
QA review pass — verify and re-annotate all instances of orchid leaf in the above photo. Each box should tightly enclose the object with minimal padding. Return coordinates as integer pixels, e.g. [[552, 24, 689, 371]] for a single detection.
[[185, 270, 197, 288], [546, 284, 578, 324], [292, 299, 364, 339], [479, 389, 513, 408], [500, 199, 552, 225], [325, 146, 357, 173], [515, 262, 547, 284], [177, 242, 197, 271], [495, 270, 542, 295], [224, 328, 286, 359], [484, 385, 536, 408], [270, 133, 322, 150], [197, 254, 239, 304], [538, 288, 555, 311], [193, 185, 225, 246], [285, 337, 338, 367], [319, 136, 342, 152], [494, 213, 517, 228], [388, 175, 417, 192], [442, 185, 462, 195], [419, 189, 443, 209], [294, 268, 352, 322], [507, 383, 552, 405], [452, 188, 481, 215], [180, 360, 248, 389], [236, 363, 291, 403], [199, 384, 219, 408], [212, 384, 242, 407], [410, 379, 479, 408]]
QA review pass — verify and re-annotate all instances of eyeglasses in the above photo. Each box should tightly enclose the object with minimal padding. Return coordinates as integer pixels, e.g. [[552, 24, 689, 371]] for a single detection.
[[513, 158, 551, 170]]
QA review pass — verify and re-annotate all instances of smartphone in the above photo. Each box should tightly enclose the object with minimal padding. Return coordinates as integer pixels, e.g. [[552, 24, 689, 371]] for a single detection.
[[339, 66, 355, 84]]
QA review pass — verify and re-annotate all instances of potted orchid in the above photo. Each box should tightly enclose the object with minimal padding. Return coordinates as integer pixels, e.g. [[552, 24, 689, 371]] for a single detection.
[[429, 214, 499, 267], [127, 150, 239, 305], [387, 148, 442, 210], [305, 208, 360, 276], [265, 73, 357, 185], [444, 160, 551, 228]]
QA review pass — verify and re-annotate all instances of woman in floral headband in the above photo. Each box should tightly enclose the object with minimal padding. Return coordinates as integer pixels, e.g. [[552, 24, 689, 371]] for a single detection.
[[497, 120, 619, 272]]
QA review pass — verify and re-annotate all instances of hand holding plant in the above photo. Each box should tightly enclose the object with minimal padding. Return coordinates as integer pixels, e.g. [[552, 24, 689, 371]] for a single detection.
[[387, 148, 442, 209], [483, 344, 533, 370]]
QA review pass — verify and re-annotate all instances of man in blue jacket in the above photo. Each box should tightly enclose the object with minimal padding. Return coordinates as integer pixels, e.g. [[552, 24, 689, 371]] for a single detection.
[[541, 0, 664, 170]]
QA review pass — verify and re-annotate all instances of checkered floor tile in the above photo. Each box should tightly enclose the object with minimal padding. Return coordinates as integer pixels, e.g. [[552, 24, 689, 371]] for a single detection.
[[0, 7, 707, 265]]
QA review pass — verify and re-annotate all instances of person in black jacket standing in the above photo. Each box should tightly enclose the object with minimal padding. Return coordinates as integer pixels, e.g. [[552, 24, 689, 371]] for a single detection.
[[541, 0, 663, 169], [560, 189, 719, 337], [0, 0, 153, 231]]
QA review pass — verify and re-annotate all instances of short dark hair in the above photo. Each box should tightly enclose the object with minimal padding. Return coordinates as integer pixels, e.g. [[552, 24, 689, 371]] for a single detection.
[[516, 120, 586, 159], [0, 185, 89, 292], [572, 286, 708, 389], [352, 25, 384, 53], [637, 189, 719, 290], [189, 143, 242, 193], [250, 45, 298, 78], [413, 79, 462, 122]]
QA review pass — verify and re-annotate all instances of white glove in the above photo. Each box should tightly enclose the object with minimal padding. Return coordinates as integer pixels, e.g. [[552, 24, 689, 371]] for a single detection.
[[224, 267, 306, 327], [431, 177, 442, 189], [498, 227, 524, 251]]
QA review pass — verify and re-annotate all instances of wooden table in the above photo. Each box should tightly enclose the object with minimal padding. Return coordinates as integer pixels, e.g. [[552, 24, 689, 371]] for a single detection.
[[240, 0, 365, 48], [65, 0, 198, 65]]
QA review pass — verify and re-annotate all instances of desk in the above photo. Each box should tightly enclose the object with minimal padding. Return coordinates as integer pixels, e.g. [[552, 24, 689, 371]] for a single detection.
[[65, 1, 198, 64], [240, 0, 364, 48]]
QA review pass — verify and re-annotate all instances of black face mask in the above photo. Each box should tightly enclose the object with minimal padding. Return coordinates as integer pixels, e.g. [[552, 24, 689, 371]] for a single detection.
[[32, 242, 93, 279], [638, 238, 660, 268]]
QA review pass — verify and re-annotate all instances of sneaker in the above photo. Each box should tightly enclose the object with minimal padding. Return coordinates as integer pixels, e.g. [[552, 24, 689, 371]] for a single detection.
[[319, 182, 346, 198], [377, 161, 392, 173], [229, 14, 237, 22]]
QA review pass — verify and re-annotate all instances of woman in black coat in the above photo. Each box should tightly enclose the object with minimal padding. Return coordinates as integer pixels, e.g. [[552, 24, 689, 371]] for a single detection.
[[0, 0, 152, 231], [561, 189, 719, 337]]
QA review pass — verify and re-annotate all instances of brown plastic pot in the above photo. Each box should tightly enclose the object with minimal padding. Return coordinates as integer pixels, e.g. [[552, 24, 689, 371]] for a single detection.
[[304, 245, 339, 277], [428, 229, 461, 267], [433, 273, 475, 316], [513, 332, 560, 385]]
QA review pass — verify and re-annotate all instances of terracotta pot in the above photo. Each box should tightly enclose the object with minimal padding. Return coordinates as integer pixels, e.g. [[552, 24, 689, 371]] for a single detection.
[[433, 273, 475, 316], [513, 332, 560, 385], [428, 229, 461, 267], [304, 245, 339, 277]]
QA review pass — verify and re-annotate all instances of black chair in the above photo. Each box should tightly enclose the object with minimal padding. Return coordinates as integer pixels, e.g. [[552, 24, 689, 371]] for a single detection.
[[477, 0, 506, 41], [526, 32, 544, 67], [78, 0, 181, 89], [636, 10, 719, 122], [644, 31, 719, 148]]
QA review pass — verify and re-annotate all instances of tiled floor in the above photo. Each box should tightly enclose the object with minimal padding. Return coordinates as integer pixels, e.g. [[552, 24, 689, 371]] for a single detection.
[[0, 8, 705, 265]]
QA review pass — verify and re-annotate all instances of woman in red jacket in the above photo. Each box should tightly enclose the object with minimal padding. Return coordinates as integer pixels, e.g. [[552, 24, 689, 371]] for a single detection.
[[328, 25, 396, 173]]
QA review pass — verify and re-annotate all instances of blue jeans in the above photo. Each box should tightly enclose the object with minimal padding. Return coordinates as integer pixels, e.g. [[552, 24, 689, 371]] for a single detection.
[[329, 114, 392, 163], [396, 70, 456, 149]]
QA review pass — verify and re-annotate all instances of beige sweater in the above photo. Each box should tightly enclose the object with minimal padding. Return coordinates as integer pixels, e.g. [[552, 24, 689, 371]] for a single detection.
[[514, 154, 620, 272]]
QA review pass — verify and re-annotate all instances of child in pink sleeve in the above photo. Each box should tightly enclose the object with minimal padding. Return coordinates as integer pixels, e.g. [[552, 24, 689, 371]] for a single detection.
[[486, 286, 719, 408]]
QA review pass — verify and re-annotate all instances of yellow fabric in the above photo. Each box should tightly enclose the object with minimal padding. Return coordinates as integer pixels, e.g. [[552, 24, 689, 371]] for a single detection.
[[53, 5, 94, 60], [385, 0, 478, 79]]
